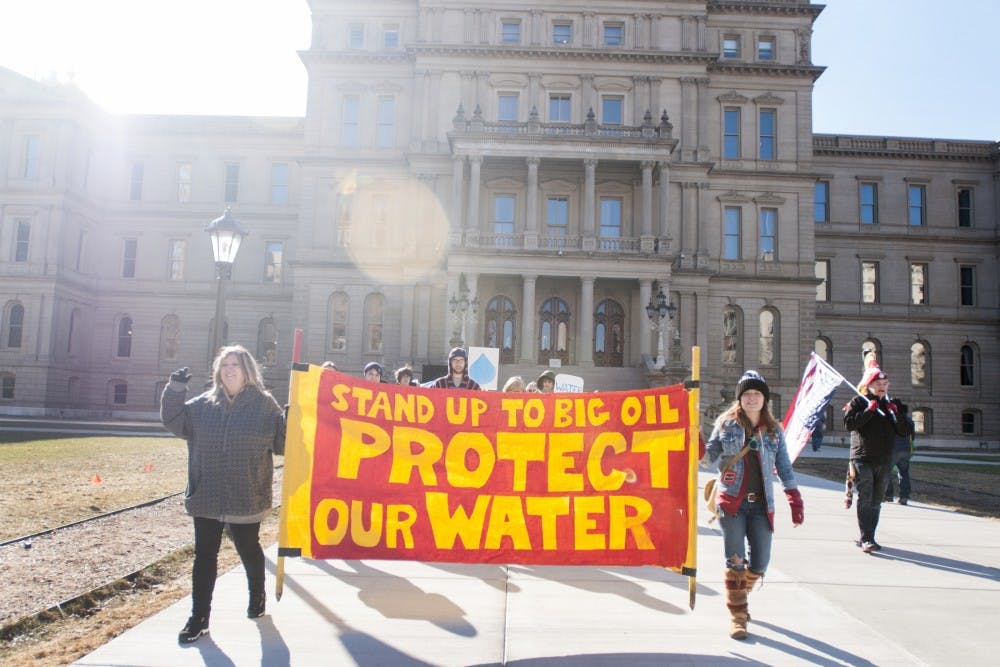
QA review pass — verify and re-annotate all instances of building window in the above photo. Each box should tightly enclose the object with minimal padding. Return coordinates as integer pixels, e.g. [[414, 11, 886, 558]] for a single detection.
[[342, 95, 360, 147], [159, 314, 180, 362], [910, 263, 927, 305], [257, 317, 277, 366], [814, 337, 831, 361], [168, 239, 186, 281], [494, 195, 515, 242], [270, 163, 289, 205], [549, 94, 571, 122], [0, 373, 13, 399], [814, 181, 829, 222], [546, 196, 568, 245], [723, 108, 740, 159], [908, 184, 926, 226], [723, 207, 741, 260], [122, 238, 138, 278], [116, 316, 133, 358], [23, 135, 40, 179], [722, 306, 741, 366], [485, 295, 516, 364], [815, 260, 830, 301], [364, 293, 384, 354], [961, 411, 980, 436], [75, 229, 85, 271], [498, 93, 519, 122], [224, 163, 240, 203], [539, 297, 570, 365], [957, 188, 974, 227], [553, 22, 572, 45], [599, 197, 622, 246], [759, 208, 777, 261], [113, 382, 128, 405], [594, 299, 625, 367], [960, 344, 976, 387], [860, 182, 878, 224], [862, 261, 878, 303], [757, 37, 775, 60], [178, 162, 192, 203], [14, 220, 30, 262], [67, 308, 80, 355], [911, 408, 928, 435], [603, 23, 623, 47], [5, 303, 24, 348], [383, 27, 399, 49], [129, 161, 144, 201], [959, 265, 975, 306], [348, 23, 364, 48], [759, 110, 776, 160], [601, 96, 623, 125], [376, 97, 395, 148], [722, 35, 740, 58], [265, 241, 283, 283], [501, 20, 521, 44], [329, 292, 349, 352], [759, 308, 777, 366], [911, 341, 928, 387]]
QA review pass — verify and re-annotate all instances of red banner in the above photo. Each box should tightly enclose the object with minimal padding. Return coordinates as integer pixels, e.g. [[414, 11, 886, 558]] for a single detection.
[[281, 366, 697, 570]]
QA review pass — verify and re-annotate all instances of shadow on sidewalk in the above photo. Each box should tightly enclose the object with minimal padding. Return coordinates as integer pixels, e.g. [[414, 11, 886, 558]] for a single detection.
[[872, 547, 1000, 581], [751, 619, 878, 666]]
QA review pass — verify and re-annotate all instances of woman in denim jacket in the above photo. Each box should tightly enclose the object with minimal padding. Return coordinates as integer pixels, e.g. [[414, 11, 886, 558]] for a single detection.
[[702, 371, 804, 640]]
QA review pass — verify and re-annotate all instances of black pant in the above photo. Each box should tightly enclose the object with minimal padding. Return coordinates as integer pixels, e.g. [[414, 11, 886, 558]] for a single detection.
[[192, 517, 264, 618], [852, 460, 890, 544]]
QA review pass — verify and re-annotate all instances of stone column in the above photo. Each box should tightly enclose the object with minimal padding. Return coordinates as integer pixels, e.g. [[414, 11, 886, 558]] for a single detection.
[[681, 182, 697, 259], [658, 161, 672, 247], [579, 277, 595, 366], [695, 77, 710, 160], [465, 273, 480, 347], [638, 279, 652, 362], [451, 155, 465, 243], [525, 157, 540, 248], [400, 284, 415, 361], [640, 161, 655, 251], [467, 155, 482, 244], [520, 276, 537, 363], [680, 77, 696, 161], [582, 158, 597, 250]]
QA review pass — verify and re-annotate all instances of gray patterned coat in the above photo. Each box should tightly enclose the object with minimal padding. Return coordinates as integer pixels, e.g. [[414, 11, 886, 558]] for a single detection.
[[161, 381, 285, 523]]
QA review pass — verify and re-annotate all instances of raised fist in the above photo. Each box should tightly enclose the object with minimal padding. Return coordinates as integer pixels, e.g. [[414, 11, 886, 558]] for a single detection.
[[170, 367, 192, 384]]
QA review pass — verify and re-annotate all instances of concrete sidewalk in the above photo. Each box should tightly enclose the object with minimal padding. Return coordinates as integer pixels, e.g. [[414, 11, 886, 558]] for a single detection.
[[75, 470, 1000, 666]]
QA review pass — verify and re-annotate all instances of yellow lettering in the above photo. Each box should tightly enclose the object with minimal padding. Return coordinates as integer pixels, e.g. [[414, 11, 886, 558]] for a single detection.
[[349, 499, 383, 547], [386, 504, 417, 549], [425, 491, 490, 549], [388, 426, 443, 486], [313, 498, 349, 546], [496, 432, 546, 491], [484, 496, 532, 550], [586, 432, 628, 491], [526, 496, 570, 550], [444, 432, 495, 488], [330, 384, 351, 411], [573, 495, 606, 550], [547, 433, 584, 492], [609, 496, 654, 550], [631, 428, 686, 488], [337, 418, 390, 479]]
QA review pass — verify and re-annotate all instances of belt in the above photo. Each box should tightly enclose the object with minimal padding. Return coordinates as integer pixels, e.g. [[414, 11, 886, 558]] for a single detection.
[[746, 492, 760, 503]]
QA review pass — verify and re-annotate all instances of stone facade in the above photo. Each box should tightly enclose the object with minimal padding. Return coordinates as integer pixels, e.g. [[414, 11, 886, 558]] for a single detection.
[[0, 0, 996, 446]]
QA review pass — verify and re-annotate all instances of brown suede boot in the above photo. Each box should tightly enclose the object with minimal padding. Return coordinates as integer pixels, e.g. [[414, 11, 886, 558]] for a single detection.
[[724, 568, 749, 640], [744, 570, 762, 622]]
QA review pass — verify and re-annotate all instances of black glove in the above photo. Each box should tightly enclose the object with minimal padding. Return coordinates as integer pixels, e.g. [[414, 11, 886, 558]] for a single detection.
[[170, 367, 192, 384]]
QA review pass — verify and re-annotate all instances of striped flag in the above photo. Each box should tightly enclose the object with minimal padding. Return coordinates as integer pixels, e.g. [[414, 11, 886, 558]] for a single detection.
[[782, 353, 848, 462]]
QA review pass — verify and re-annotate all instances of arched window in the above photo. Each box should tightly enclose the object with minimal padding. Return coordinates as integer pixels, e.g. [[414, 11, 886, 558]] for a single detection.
[[257, 317, 277, 366], [862, 339, 881, 371], [4, 302, 24, 348], [484, 295, 516, 364], [329, 292, 349, 352], [722, 306, 742, 366], [594, 299, 625, 367], [0, 372, 14, 399], [108, 380, 128, 405], [539, 297, 570, 365], [159, 315, 180, 362], [961, 410, 981, 436], [814, 337, 831, 361], [759, 308, 778, 367], [960, 344, 977, 387], [910, 341, 929, 387], [364, 293, 384, 354], [911, 408, 930, 435], [116, 316, 133, 358], [67, 308, 81, 355]]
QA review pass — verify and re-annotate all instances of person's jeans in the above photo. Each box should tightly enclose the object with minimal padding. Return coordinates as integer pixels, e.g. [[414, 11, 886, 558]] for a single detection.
[[886, 451, 912, 500], [852, 459, 891, 544], [718, 498, 772, 573], [192, 517, 264, 618]]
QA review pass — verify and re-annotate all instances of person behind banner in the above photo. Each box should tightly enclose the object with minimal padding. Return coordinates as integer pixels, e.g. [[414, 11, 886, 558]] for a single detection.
[[432, 347, 482, 390], [363, 361, 384, 383], [843, 364, 912, 553], [502, 375, 525, 392], [701, 370, 803, 641], [160, 345, 285, 644], [394, 366, 419, 386], [536, 369, 556, 393], [810, 417, 824, 452], [885, 402, 915, 505]]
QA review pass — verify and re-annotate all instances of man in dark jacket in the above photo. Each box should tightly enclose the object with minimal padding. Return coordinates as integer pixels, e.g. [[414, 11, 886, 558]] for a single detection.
[[843, 364, 912, 553], [432, 347, 482, 390]]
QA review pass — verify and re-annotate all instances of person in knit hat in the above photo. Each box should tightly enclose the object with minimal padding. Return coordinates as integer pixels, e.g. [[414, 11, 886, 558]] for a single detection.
[[701, 370, 803, 640], [363, 361, 384, 383], [431, 347, 481, 390], [843, 357, 912, 553]]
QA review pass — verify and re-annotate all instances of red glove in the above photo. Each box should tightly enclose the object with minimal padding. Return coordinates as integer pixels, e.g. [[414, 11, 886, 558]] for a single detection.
[[866, 399, 879, 413], [886, 401, 899, 415], [785, 488, 804, 526]]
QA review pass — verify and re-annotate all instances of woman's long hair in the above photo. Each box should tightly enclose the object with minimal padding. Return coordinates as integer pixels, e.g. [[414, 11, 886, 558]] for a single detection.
[[714, 399, 780, 435], [210, 344, 268, 400]]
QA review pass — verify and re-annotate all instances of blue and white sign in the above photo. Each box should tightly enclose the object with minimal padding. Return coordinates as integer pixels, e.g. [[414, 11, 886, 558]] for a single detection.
[[468, 347, 500, 391]]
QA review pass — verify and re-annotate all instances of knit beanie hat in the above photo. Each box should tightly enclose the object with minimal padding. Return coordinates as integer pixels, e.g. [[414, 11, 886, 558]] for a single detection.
[[736, 370, 770, 402], [448, 347, 467, 362], [363, 361, 383, 377]]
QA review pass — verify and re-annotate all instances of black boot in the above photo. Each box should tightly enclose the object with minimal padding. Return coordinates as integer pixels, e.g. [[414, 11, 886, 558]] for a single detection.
[[178, 615, 209, 643], [248, 591, 266, 619]]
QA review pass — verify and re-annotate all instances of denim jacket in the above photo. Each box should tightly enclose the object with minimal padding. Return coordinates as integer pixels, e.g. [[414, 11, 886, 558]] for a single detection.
[[701, 419, 798, 525]]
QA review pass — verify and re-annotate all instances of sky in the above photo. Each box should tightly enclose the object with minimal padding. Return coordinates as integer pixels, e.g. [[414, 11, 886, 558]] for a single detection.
[[0, 0, 996, 141]]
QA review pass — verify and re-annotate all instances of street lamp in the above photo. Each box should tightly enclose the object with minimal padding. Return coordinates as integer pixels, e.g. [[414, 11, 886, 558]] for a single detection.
[[448, 274, 479, 347], [645, 286, 676, 369], [206, 207, 249, 358]]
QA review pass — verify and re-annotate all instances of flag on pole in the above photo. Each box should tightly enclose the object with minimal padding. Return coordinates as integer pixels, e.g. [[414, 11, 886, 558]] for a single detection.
[[782, 353, 848, 462]]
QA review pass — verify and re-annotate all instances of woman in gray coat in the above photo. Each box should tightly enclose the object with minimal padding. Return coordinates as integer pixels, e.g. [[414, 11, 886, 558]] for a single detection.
[[161, 344, 285, 644]]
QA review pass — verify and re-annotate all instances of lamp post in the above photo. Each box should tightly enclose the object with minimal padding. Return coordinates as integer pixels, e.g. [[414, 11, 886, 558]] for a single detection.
[[645, 286, 676, 369], [448, 274, 479, 347], [206, 207, 249, 359]]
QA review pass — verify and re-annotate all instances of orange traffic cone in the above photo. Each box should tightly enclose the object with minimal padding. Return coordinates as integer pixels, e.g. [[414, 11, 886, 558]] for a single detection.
[[91, 474, 102, 484], [143, 463, 154, 473]]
